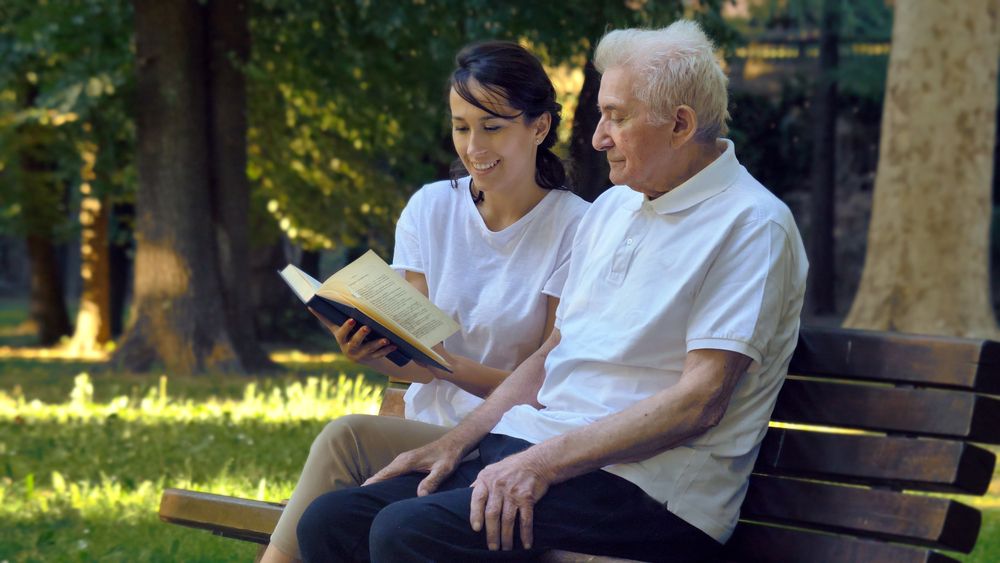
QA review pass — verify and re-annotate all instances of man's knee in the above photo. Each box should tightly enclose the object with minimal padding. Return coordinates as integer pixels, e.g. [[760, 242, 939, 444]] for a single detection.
[[295, 489, 368, 559], [369, 497, 449, 561]]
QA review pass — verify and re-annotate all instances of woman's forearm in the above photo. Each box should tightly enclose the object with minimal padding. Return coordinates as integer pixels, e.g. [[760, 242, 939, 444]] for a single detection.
[[431, 355, 510, 398]]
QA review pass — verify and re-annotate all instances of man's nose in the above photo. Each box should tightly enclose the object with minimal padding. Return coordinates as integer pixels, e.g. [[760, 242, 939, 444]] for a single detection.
[[592, 120, 613, 152]]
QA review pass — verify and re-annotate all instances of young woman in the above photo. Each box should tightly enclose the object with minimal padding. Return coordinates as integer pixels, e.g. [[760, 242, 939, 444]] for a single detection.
[[261, 41, 589, 563]]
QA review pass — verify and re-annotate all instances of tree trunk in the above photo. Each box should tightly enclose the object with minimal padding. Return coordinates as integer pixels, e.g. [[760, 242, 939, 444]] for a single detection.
[[26, 234, 71, 345], [568, 59, 611, 202], [844, 0, 1000, 338], [251, 239, 298, 342], [17, 112, 71, 345], [299, 249, 321, 278], [113, 0, 241, 374], [807, 0, 839, 315], [206, 0, 275, 370], [108, 202, 133, 338], [66, 139, 112, 353]]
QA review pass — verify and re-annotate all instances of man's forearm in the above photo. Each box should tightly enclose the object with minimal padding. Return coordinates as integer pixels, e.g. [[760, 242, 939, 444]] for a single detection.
[[442, 330, 559, 455], [526, 349, 751, 484]]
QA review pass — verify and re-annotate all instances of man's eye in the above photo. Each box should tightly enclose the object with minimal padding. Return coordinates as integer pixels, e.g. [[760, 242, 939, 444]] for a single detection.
[[453, 126, 469, 132], [484, 125, 501, 132]]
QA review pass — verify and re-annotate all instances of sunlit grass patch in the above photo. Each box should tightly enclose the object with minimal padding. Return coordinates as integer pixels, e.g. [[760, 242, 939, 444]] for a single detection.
[[1, 372, 382, 561], [1, 372, 381, 423]]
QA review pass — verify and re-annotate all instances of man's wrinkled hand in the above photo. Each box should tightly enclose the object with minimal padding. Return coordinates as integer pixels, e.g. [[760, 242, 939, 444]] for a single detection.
[[363, 438, 464, 497], [469, 450, 553, 552]]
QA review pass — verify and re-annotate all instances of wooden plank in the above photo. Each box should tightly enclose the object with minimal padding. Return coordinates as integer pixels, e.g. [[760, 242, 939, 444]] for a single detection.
[[158, 489, 280, 544], [724, 523, 960, 563], [378, 386, 406, 418], [756, 429, 995, 494], [790, 327, 1000, 394], [772, 379, 1000, 444], [539, 551, 638, 562], [742, 475, 981, 552]]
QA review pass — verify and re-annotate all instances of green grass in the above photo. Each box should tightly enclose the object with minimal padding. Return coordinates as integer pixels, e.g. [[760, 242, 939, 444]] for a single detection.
[[1, 365, 384, 562]]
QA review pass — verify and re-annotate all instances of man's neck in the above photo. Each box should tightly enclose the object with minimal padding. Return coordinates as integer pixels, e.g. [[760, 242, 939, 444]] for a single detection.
[[649, 140, 725, 200]]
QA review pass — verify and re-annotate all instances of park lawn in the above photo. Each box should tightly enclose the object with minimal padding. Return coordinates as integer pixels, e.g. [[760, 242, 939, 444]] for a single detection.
[[1, 363, 384, 562]]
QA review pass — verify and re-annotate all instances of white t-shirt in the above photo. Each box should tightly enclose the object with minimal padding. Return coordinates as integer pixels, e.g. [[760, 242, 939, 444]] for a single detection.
[[492, 139, 808, 543], [392, 177, 589, 427]]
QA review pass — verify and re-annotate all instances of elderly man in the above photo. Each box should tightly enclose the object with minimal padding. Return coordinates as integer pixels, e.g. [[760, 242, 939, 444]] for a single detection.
[[296, 20, 807, 563]]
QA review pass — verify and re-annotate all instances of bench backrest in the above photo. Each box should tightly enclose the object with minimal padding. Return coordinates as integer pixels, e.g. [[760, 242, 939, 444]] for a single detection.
[[729, 326, 998, 562], [384, 326, 998, 562]]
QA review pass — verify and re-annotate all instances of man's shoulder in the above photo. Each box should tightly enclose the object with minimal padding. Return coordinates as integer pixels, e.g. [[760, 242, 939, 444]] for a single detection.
[[590, 185, 636, 210], [721, 169, 798, 233]]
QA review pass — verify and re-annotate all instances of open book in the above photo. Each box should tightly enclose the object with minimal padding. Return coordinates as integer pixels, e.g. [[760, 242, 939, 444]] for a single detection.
[[279, 250, 460, 372]]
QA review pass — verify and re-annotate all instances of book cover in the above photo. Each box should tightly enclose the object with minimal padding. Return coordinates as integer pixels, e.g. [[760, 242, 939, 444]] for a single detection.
[[278, 251, 459, 372]]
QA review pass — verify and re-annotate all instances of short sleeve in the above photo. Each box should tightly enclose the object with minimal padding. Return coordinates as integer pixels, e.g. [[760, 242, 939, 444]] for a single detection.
[[391, 190, 424, 275], [542, 259, 571, 298], [551, 202, 596, 328], [686, 219, 794, 366], [542, 218, 581, 299]]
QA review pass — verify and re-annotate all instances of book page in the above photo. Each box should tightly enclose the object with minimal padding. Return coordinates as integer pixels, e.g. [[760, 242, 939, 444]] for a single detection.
[[278, 264, 321, 303], [318, 250, 459, 347]]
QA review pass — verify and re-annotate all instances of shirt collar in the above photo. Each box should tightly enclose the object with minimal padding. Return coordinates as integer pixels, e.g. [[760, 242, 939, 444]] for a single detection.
[[622, 139, 740, 215]]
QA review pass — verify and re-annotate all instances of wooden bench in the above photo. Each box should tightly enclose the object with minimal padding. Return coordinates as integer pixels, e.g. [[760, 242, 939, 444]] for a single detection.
[[159, 326, 1000, 562]]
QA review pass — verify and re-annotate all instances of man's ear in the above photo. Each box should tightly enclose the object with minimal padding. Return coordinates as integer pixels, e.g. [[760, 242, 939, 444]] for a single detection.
[[671, 105, 698, 148]]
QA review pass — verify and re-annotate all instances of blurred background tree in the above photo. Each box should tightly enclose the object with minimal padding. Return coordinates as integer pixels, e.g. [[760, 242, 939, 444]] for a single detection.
[[0, 0, 134, 346], [844, 0, 1000, 338]]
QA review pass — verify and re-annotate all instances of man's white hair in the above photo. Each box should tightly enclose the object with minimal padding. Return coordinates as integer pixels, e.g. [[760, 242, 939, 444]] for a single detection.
[[594, 20, 729, 142]]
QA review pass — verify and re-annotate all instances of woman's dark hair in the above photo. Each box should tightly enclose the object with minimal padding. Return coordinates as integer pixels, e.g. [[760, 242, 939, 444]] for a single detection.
[[448, 41, 568, 193]]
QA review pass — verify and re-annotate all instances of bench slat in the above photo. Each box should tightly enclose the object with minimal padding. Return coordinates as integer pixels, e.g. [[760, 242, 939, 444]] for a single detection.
[[790, 327, 1000, 393], [756, 429, 996, 494], [724, 523, 959, 563], [772, 378, 1000, 444], [743, 475, 981, 552], [159, 488, 279, 544], [379, 386, 406, 418]]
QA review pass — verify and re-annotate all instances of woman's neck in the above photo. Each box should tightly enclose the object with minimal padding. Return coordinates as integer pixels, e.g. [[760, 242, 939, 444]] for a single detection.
[[474, 179, 548, 232]]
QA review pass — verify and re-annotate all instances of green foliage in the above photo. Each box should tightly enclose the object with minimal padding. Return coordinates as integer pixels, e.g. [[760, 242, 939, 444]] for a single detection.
[[1, 0, 732, 257], [246, 0, 697, 253], [0, 0, 135, 240]]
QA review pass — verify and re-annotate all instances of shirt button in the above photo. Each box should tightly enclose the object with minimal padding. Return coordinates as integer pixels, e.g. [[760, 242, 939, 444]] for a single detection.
[[626, 238, 634, 246]]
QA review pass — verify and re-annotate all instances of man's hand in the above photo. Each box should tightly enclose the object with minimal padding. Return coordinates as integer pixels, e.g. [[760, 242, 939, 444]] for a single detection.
[[469, 449, 554, 552], [363, 437, 465, 497]]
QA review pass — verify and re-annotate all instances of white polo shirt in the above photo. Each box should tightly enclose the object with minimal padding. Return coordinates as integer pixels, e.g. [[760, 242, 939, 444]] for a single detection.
[[491, 139, 808, 543]]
